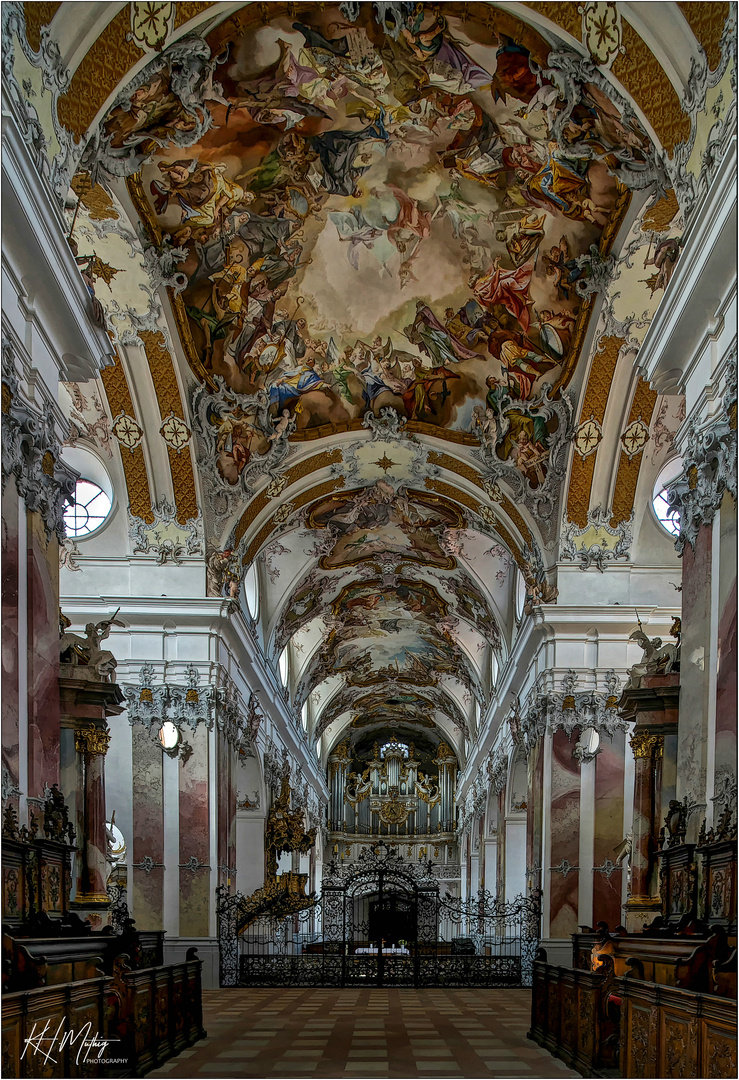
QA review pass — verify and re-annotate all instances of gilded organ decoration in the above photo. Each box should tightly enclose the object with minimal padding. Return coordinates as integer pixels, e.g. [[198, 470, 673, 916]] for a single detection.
[[329, 735, 456, 837]]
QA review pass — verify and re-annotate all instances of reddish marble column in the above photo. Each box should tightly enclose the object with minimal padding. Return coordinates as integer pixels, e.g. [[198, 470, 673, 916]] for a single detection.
[[497, 789, 505, 898], [26, 511, 60, 797], [677, 522, 712, 838], [73, 724, 111, 906], [592, 730, 626, 928], [477, 814, 485, 894], [549, 729, 580, 938], [131, 725, 164, 929], [619, 673, 678, 929], [527, 741, 544, 894], [1, 479, 20, 806], [179, 724, 210, 936]]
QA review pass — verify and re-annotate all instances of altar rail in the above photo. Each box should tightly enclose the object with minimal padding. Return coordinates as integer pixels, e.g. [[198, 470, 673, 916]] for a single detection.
[[1, 951, 205, 1078]]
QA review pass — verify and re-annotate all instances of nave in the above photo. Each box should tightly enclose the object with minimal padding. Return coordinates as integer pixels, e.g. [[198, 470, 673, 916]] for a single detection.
[[148, 988, 578, 1079]]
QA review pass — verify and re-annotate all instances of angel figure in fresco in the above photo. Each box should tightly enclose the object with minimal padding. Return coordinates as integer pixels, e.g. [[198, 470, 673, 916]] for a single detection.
[[329, 207, 387, 271], [151, 159, 245, 244], [512, 430, 549, 484], [495, 212, 547, 268], [517, 143, 592, 221], [439, 99, 507, 182], [641, 237, 681, 296], [400, 11, 493, 94], [401, 356, 461, 420], [490, 34, 541, 104], [487, 329, 557, 401], [472, 257, 535, 334], [376, 184, 434, 253], [542, 236, 587, 300], [406, 301, 481, 368]]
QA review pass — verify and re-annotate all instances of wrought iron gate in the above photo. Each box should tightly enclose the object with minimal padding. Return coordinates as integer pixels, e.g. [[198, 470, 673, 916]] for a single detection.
[[217, 843, 540, 989]]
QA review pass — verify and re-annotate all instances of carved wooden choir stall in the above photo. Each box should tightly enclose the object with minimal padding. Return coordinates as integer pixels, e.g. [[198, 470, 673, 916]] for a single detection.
[[529, 642, 737, 1078], [1, 617, 206, 1078]]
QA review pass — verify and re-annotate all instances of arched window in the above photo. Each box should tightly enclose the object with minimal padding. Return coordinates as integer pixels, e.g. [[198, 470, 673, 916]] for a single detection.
[[278, 646, 289, 687], [652, 459, 683, 537], [61, 447, 114, 540], [64, 480, 112, 537], [243, 561, 259, 619]]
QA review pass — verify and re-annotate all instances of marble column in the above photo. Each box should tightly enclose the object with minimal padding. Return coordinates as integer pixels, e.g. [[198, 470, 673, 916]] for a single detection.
[[677, 522, 713, 839], [1, 479, 20, 812], [548, 729, 581, 938], [72, 724, 111, 911], [526, 740, 544, 896], [179, 723, 210, 937], [592, 730, 626, 929], [624, 731, 663, 930], [131, 725, 164, 929], [619, 673, 679, 930], [26, 511, 61, 797], [58, 665, 124, 928]]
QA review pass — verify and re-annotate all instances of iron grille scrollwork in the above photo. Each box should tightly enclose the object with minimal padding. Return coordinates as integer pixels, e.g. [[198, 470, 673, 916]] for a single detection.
[[217, 847, 541, 989]]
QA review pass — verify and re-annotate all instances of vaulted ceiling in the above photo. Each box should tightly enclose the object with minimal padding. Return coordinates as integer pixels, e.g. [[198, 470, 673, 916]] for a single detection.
[[17, 1, 726, 765]]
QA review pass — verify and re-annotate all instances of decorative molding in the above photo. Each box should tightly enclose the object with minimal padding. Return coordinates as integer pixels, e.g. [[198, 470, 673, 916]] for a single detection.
[[520, 669, 626, 753], [630, 731, 664, 759], [129, 1, 176, 54], [581, 3, 625, 68], [264, 739, 291, 794], [471, 384, 576, 538], [667, 352, 737, 554], [74, 724, 111, 756], [712, 768, 737, 811], [133, 855, 164, 874], [179, 855, 211, 874], [485, 748, 508, 796], [128, 498, 203, 564], [550, 859, 579, 878], [559, 506, 632, 570], [1, 2, 77, 205], [592, 858, 621, 880], [2, 763, 22, 806], [122, 663, 254, 752], [1, 337, 78, 540], [111, 411, 144, 452], [620, 417, 651, 460], [573, 415, 603, 460], [670, 9, 738, 221]]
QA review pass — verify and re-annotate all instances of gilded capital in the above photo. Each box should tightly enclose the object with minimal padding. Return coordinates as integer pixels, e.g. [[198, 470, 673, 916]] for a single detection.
[[74, 724, 111, 756], [630, 731, 664, 759]]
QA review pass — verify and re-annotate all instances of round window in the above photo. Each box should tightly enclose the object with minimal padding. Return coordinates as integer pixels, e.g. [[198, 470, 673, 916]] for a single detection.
[[158, 721, 180, 750], [64, 480, 112, 538], [651, 458, 683, 538], [652, 487, 680, 536]]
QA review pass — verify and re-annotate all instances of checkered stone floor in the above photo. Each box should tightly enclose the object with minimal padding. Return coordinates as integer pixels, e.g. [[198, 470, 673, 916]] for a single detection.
[[146, 988, 578, 1078]]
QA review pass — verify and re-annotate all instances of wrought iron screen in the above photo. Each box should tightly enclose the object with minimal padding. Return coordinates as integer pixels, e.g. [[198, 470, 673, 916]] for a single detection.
[[217, 843, 540, 988]]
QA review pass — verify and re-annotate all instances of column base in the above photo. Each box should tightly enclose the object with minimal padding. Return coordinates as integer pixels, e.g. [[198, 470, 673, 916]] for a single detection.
[[623, 895, 662, 933], [70, 894, 111, 930]]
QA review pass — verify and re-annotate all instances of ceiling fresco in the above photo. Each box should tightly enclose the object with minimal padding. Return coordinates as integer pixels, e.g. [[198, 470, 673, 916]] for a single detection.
[[102, 2, 657, 484], [11, 1, 722, 764]]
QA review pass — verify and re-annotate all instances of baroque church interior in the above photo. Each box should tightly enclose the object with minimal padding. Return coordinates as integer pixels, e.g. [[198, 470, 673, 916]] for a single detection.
[[1, 2, 737, 1078]]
